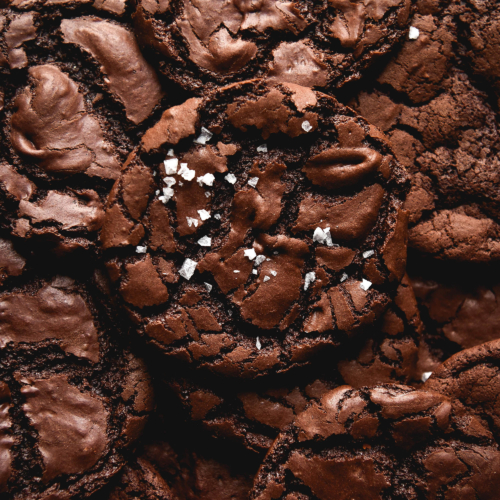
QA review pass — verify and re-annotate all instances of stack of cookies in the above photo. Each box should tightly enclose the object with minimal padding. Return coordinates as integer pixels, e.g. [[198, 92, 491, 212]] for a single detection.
[[1, 0, 499, 498]]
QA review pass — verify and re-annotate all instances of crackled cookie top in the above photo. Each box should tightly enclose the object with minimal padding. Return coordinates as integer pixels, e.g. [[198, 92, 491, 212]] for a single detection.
[[251, 384, 500, 499], [132, 0, 414, 93], [101, 79, 409, 378]]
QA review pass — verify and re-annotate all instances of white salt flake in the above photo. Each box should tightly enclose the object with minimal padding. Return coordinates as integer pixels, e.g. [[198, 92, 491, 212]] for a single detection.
[[178, 181, 184, 186], [421, 371, 433, 383], [135, 245, 147, 254], [179, 163, 195, 181], [360, 279, 372, 291], [256, 337, 262, 350], [302, 120, 313, 132], [248, 177, 259, 188], [263, 276, 270, 282], [167, 148, 174, 156], [270, 270, 277, 276], [257, 144, 267, 153], [304, 271, 316, 290], [340, 273, 348, 282], [409, 26, 420, 40], [244, 248, 257, 260], [198, 209, 211, 221], [155, 190, 160, 195], [163, 176, 176, 187], [158, 196, 167, 203], [225, 173, 237, 184], [363, 250, 375, 259], [197, 173, 215, 186], [214, 213, 221, 220], [205, 191, 211, 198], [162, 187, 174, 201], [194, 126, 213, 145], [228, 310, 233, 316], [252, 269, 258, 275], [153, 171, 157, 177], [204, 282, 213, 292], [266, 258, 271, 261], [198, 236, 211, 247], [179, 258, 197, 280], [324, 227, 334, 247], [234, 270, 240, 274], [186, 217, 199, 227], [164, 158, 178, 174], [254, 255, 266, 266], [313, 227, 327, 244]]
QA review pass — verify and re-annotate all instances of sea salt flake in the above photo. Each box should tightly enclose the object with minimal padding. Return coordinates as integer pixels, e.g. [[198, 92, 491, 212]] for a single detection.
[[214, 213, 221, 220], [421, 371, 433, 382], [135, 245, 147, 254], [228, 310, 233, 316], [257, 144, 268, 153], [198, 236, 211, 247], [360, 279, 372, 291], [256, 337, 262, 350], [179, 258, 197, 280], [153, 171, 157, 177], [161, 187, 174, 201], [244, 248, 257, 260], [234, 270, 240, 273], [304, 271, 316, 290], [248, 177, 259, 188], [163, 176, 176, 187], [205, 191, 211, 198], [194, 126, 213, 144], [363, 250, 375, 259], [197, 173, 215, 186], [198, 209, 211, 221], [187, 217, 199, 227], [164, 158, 178, 174], [167, 148, 174, 156], [155, 190, 160, 195], [409, 26, 420, 40], [270, 270, 277, 276], [313, 227, 327, 244], [324, 227, 334, 247], [340, 273, 348, 282], [254, 255, 266, 266], [263, 276, 270, 282], [158, 196, 167, 203], [204, 282, 213, 292], [302, 120, 313, 132], [225, 173, 237, 184], [179, 163, 195, 181], [252, 269, 258, 275]]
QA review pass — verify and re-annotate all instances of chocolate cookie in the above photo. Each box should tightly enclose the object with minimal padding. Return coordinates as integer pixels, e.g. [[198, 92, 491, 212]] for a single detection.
[[132, 0, 414, 93], [100, 79, 409, 378], [0, 6, 165, 254], [0, 267, 154, 498], [350, 4, 500, 262], [250, 384, 500, 499], [167, 276, 422, 454]]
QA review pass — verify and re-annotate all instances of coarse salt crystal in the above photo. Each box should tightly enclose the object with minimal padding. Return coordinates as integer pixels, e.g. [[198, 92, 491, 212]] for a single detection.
[[248, 177, 259, 188], [204, 282, 213, 292], [244, 248, 257, 260], [270, 270, 277, 276], [164, 158, 178, 174], [324, 227, 334, 247], [163, 176, 176, 187], [363, 250, 375, 259], [198, 236, 211, 247], [187, 217, 199, 227], [234, 270, 240, 273], [225, 173, 237, 184], [257, 144, 267, 153], [167, 148, 174, 156], [155, 190, 160, 195], [254, 255, 266, 266], [205, 191, 211, 198], [313, 227, 327, 244], [409, 26, 420, 40], [252, 269, 258, 275], [214, 213, 221, 220], [421, 371, 433, 382], [194, 126, 213, 144], [197, 173, 215, 186], [256, 337, 262, 350], [304, 271, 316, 290], [179, 163, 195, 181], [360, 279, 372, 291], [158, 196, 167, 203], [198, 209, 211, 221], [179, 258, 197, 280], [135, 245, 147, 254], [302, 120, 313, 132], [263, 276, 270, 282], [162, 187, 174, 201], [340, 273, 348, 282]]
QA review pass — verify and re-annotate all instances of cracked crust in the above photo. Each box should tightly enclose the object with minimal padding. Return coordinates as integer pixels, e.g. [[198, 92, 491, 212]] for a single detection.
[[100, 79, 409, 379]]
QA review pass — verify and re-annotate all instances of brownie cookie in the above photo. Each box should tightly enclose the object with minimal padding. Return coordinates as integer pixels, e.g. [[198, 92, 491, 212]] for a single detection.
[[100, 79, 409, 378], [250, 384, 500, 499], [132, 0, 414, 93], [0, 270, 154, 498], [0, 6, 165, 254], [351, 4, 500, 262], [167, 276, 422, 454]]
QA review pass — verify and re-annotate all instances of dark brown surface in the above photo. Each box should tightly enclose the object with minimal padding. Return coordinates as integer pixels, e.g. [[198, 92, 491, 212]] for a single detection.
[[101, 79, 409, 379]]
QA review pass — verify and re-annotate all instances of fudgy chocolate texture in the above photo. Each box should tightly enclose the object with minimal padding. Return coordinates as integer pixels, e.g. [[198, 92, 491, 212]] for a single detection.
[[0, 262, 154, 499], [100, 79, 409, 378], [167, 276, 422, 454], [351, 7, 500, 262], [132, 0, 414, 93], [0, 5, 166, 255], [251, 384, 500, 499]]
